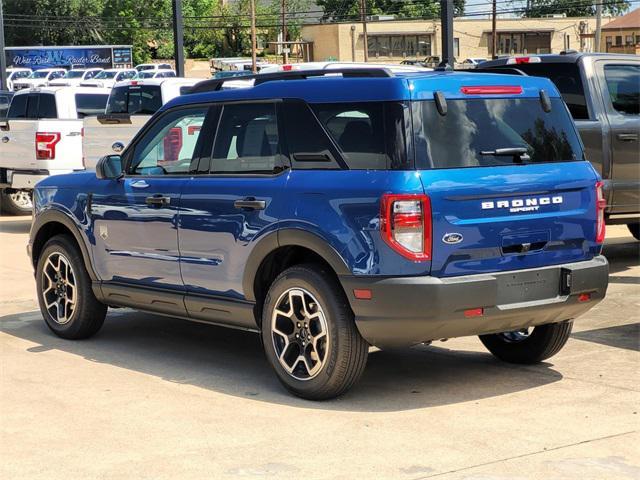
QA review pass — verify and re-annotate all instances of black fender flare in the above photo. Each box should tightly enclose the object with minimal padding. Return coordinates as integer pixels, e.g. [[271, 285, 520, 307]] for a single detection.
[[242, 229, 351, 302], [30, 209, 98, 282]]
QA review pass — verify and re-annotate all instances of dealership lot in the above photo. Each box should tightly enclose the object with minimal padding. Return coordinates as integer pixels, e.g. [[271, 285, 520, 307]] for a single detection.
[[0, 215, 638, 479]]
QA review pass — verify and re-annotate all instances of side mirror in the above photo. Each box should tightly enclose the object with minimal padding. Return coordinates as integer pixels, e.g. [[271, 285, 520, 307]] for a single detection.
[[96, 155, 123, 180], [112, 141, 125, 153]]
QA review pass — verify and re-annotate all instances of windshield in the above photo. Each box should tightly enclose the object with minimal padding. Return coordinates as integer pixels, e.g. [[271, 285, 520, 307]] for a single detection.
[[65, 71, 85, 79], [95, 71, 117, 79], [136, 72, 156, 79], [413, 98, 584, 168], [106, 85, 162, 115], [137, 65, 154, 71], [31, 71, 50, 79]]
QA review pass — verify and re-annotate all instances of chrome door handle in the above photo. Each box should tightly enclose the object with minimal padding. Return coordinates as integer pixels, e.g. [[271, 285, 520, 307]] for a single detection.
[[131, 180, 149, 188], [1, 136, 9, 143], [617, 133, 638, 142], [234, 197, 266, 210], [145, 195, 170, 207]]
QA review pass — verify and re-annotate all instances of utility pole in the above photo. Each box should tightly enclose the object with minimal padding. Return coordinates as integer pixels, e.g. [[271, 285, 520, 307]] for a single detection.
[[437, 0, 454, 70], [281, 0, 288, 64], [172, 0, 185, 77], [0, 0, 7, 91], [594, 0, 602, 52], [250, 0, 257, 73], [360, 0, 368, 62], [491, 0, 497, 59]]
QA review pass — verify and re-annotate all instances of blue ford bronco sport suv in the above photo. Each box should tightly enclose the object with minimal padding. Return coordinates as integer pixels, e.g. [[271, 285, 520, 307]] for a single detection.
[[28, 68, 609, 400]]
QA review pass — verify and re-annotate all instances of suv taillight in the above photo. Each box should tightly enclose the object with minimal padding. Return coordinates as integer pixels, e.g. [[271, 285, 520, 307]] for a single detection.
[[595, 181, 606, 244], [380, 194, 431, 261], [35, 132, 61, 160]]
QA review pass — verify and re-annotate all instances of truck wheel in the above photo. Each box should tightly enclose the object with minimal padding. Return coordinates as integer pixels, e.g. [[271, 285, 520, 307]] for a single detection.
[[628, 223, 640, 241], [0, 189, 32, 215], [36, 235, 107, 339], [479, 320, 573, 364], [261, 264, 369, 400]]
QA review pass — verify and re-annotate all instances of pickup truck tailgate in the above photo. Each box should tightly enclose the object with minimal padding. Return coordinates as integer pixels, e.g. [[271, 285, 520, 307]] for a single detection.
[[82, 115, 151, 169]]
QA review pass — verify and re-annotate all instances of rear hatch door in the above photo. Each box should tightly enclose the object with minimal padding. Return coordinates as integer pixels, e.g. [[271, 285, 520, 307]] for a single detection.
[[411, 81, 601, 277]]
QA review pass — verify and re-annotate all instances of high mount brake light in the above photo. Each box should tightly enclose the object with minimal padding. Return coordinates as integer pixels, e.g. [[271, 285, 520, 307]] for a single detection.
[[380, 194, 432, 261], [595, 181, 606, 244], [506, 56, 541, 64], [461, 86, 523, 95], [35, 132, 61, 160]]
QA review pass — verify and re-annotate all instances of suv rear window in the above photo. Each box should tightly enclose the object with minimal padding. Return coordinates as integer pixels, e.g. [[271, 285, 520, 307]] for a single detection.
[[106, 85, 162, 115], [413, 98, 584, 169], [490, 63, 589, 119], [75, 93, 108, 117]]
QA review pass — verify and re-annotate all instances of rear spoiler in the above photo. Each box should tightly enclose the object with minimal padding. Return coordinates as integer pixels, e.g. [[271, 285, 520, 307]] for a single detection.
[[97, 113, 132, 125], [461, 67, 528, 76]]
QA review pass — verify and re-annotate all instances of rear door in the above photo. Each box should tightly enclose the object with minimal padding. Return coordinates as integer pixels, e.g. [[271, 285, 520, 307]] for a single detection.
[[594, 60, 640, 214], [412, 91, 600, 277], [178, 101, 288, 322]]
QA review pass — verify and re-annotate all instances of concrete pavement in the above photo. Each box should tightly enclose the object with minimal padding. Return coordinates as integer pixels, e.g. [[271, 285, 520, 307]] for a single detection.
[[1, 216, 638, 479]]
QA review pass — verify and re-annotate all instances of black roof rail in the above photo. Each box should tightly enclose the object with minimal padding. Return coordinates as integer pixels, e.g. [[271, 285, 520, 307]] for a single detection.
[[187, 68, 395, 94]]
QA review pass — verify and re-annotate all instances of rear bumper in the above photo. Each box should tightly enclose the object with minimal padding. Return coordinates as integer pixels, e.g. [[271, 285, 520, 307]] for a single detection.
[[340, 256, 609, 348], [0, 168, 75, 189]]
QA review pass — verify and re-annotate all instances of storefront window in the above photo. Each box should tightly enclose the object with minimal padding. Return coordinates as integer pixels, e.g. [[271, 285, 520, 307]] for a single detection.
[[367, 34, 431, 58], [493, 32, 550, 55]]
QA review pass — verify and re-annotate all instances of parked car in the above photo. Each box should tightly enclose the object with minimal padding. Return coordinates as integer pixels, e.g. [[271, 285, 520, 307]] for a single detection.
[[133, 70, 177, 80], [212, 70, 254, 79], [6, 68, 32, 91], [48, 68, 103, 87], [464, 58, 487, 66], [82, 77, 199, 168], [479, 52, 640, 239], [28, 68, 608, 399], [12, 68, 67, 90], [80, 69, 137, 89], [258, 61, 432, 75], [0, 87, 110, 215], [135, 63, 173, 72]]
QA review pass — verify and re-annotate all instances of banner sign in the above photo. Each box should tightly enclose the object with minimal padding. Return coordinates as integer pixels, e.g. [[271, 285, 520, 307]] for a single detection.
[[5, 46, 133, 69]]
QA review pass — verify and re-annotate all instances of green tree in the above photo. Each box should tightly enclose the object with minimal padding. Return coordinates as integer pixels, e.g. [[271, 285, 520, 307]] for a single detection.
[[316, 0, 466, 21], [522, 0, 630, 17]]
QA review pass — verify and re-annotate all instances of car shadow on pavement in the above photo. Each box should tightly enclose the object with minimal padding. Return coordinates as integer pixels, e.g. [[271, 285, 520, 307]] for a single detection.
[[0, 308, 563, 411], [0, 217, 32, 234], [572, 322, 639, 352], [603, 236, 640, 277]]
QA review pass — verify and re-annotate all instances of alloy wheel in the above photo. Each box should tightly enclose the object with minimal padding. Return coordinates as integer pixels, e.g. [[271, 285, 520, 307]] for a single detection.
[[271, 288, 329, 381], [8, 191, 33, 210], [41, 252, 77, 325]]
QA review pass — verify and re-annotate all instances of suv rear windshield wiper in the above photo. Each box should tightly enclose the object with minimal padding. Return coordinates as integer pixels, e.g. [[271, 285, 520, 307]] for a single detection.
[[481, 147, 531, 163]]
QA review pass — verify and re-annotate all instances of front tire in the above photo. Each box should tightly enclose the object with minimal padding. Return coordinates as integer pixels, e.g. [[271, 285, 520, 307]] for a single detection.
[[1, 189, 32, 215], [36, 235, 107, 339], [479, 320, 573, 364], [261, 264, 369, 400], [628, 223, 640, 241]]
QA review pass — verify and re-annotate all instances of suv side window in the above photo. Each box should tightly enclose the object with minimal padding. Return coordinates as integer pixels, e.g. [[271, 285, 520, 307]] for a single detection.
[[282, 101, 341, 169], [603, 64, 639, 115], [128, 107, 208, 175], [210, 103, 283, 174], [311, 102, 411, 169]]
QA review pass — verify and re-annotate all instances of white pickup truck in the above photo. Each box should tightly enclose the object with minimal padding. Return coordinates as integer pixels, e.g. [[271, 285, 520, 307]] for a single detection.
[[0, 87, 110, 214], [82, 77, 199, 167]]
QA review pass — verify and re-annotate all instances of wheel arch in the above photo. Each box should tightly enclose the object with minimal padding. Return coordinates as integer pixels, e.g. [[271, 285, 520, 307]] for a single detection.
[[244, 229, 352, 325], [30, 210, 97, 282]]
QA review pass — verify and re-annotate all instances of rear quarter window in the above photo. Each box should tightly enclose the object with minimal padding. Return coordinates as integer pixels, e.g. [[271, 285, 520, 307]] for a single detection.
[[75, 93, 109, 117], [413, 97, 584, 169]]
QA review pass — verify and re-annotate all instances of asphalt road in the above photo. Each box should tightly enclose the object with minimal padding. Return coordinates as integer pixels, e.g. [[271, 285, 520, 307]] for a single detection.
[[1, 216, 638, 480]]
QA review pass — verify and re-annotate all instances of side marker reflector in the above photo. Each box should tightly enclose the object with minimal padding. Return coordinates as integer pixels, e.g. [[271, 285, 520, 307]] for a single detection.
[[353, 289, 373, 300], [464, 308, 484, 318], [578, 293, 591, 303]]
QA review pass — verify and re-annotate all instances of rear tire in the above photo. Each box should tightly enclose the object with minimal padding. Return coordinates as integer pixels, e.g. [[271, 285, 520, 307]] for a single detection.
[[1, 189, 32, 215], [36, 235, 107, 339], [628, 223, 640, 241], [479, 320, 573, 364], [261, 264, 369, 400]]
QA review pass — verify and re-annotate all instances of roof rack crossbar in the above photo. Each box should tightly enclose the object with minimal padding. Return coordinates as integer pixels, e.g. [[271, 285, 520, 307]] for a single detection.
[[188, 68, 394, 94]]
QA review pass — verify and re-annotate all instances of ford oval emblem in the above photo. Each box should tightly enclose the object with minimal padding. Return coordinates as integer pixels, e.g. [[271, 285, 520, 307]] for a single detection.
[[442, 232, 464, 245]]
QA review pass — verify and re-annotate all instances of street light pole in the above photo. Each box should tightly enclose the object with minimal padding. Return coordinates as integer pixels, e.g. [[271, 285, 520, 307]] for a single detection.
[[281, 0, 289, 64], [595, 0, 602, 52], [491, 0, 498, 59], [360, 0, 369, 62], [0, 0, 7, 91], [437, 0, 454, 70], [172, 0, 185, 77], [250, 0, 257, 73]]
